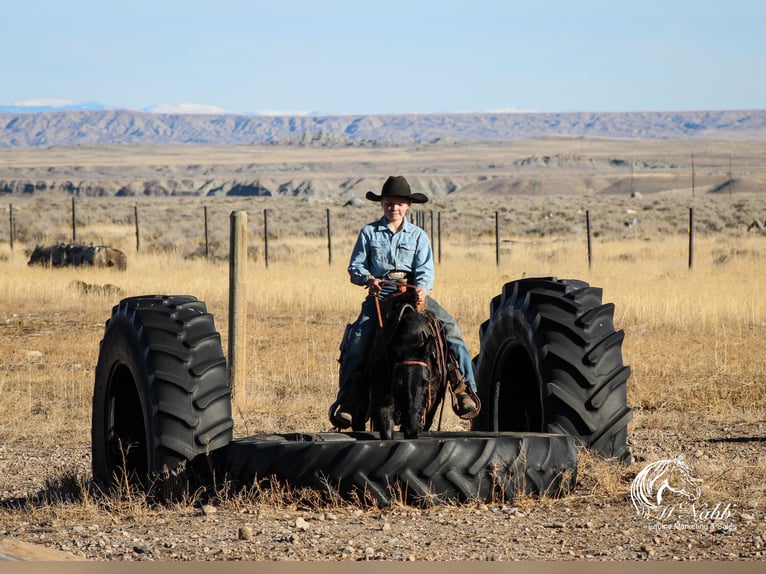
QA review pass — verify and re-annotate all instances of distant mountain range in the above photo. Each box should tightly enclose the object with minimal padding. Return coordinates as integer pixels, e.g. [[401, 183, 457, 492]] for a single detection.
[[1, 107, 765, 148]]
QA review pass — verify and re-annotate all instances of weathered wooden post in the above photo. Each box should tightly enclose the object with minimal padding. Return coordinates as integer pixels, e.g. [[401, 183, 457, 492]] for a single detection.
[[326, 208, 332, 265], [429, 210, 434, 247], [688, 207, 694, 269], [204, 206, 210, 259], [263, 208, 270, 269], [585, 211, 593, 269], [8, 203, 13, 250], [495, 211, 500, 267], [437, 211, 442, 264], [134, 205, 140, 252], [71, 197, 77, 242], [229, 210, 248, 405], [728, 156, 733, 196]]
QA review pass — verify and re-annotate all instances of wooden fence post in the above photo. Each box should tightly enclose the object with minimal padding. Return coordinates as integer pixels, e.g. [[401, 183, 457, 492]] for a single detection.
[[228, 210, 248, 406], [429, 210, 434, 247], [134, 205, 140, 252], [71, 197, 77, 242], [8, 203, 13, 250], [689, 207, 694, 269], [495, 211, 500, 267], [585, 211, 593, 269], [263, 208, 270, 268], [204, 206, 210, 258], [437, 211, 442, 264]]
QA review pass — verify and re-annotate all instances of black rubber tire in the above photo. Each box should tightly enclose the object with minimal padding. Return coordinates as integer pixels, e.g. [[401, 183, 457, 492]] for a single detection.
[[223, 431, 577, 507], [91, 295, 234, 490], [471, 277, 633, 464]]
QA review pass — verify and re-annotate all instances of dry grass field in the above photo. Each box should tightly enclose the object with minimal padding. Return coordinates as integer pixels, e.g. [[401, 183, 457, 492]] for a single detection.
[[0, 140, 765, 561]]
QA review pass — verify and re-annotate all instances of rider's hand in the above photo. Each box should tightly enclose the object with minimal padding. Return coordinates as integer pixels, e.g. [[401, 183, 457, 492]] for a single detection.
[[414, 287, 426, 307], [366, 276, 382, 296]]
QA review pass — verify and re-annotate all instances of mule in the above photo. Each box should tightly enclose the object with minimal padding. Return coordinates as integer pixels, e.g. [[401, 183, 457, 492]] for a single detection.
[[367, 298, 443, 439], [344, 280, 469, 440]]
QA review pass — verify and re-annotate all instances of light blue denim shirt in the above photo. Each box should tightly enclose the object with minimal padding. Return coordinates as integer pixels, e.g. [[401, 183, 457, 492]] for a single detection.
[[348, 216, 434, 294]]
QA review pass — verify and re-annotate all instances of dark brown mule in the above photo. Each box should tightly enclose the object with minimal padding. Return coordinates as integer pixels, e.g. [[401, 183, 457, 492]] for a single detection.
[[354, 281, 456, 440]]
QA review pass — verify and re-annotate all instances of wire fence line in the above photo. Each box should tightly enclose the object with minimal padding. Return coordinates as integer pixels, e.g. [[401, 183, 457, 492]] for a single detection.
[[3, 194, 747, 271]]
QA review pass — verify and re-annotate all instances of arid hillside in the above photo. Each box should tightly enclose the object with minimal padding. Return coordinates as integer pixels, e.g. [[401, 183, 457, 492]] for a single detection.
[[1, 137, 764, 203]]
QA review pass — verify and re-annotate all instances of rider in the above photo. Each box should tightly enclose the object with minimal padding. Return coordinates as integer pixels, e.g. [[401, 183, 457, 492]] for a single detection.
[[329, 175, 478, 429]]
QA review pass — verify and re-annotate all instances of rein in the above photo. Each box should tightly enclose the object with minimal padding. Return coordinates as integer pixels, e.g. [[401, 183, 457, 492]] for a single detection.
[[396, 359, 429, 368], [373, 279, 417, 328]]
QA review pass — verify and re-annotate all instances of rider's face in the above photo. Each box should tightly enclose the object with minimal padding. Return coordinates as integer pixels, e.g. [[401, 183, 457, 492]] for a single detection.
[[381, 198, 411, 223]]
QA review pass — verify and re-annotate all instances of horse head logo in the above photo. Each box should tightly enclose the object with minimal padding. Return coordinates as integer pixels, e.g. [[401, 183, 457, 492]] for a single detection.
[[630, 457, 702, 517]]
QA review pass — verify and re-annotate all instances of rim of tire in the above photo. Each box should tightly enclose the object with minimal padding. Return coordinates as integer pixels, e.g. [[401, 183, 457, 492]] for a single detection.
[[471, 277, 633, 464], [91, 295, 233, 490]]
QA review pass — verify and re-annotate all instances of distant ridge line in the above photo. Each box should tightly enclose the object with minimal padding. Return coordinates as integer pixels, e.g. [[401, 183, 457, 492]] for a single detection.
[[1, 108, 765, 148]]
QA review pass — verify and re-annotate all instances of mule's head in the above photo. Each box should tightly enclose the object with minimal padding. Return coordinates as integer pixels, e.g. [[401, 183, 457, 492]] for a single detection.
[[387, 306, 436, 439], [391, 359, 432, 439]]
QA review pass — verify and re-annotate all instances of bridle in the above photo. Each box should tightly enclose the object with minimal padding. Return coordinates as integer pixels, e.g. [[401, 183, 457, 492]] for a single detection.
[[393, 359, 433, 426]]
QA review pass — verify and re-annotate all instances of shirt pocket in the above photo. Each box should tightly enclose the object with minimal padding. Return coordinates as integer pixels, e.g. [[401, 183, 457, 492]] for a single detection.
[[395, 241, 417, 268], [369, 240, 392, 268]]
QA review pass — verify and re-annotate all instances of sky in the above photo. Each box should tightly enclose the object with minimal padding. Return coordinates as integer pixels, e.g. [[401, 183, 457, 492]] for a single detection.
[[2, 0, 765, 115]]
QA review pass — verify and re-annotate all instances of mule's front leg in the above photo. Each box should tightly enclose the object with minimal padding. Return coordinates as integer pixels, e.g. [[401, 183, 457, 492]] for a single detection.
[[375, 404, 396, 440]]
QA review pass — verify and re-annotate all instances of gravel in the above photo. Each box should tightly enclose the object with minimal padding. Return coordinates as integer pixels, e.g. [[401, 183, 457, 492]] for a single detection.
[[1, 419, 764, 562]]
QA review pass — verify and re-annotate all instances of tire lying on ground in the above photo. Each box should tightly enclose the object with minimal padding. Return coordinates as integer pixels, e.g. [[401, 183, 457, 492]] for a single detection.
[[223, 431, 577, 507], [471, 277, 633, 464], [91, 295, 234, 490]]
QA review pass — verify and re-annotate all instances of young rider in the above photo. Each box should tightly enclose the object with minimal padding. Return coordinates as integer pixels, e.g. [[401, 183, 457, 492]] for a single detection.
[[329, 175, 478, 429]]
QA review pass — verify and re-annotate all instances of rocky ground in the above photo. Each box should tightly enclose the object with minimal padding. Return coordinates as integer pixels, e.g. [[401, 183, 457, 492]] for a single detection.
[[1, 414, 764, 562]]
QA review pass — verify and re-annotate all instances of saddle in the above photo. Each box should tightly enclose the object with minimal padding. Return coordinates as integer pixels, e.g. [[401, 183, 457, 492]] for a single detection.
[[421, 311, 481, 421]]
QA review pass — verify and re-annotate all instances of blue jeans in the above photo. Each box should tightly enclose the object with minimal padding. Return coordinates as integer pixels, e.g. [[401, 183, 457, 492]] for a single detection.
[[338, 295, 476, 395]]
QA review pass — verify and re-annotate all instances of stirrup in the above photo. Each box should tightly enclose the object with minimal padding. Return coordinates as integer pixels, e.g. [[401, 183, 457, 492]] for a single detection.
[[328, 400, 353, 429], [447, 365, 481, 420], [455, 391, 478, 417]]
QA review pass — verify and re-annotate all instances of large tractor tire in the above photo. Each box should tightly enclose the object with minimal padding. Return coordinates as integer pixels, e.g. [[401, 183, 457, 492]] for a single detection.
[[223, 431, 577, 507], [92, 295, 233, 490], [471, 278, 633, 464], [90, 293, 579, 507]]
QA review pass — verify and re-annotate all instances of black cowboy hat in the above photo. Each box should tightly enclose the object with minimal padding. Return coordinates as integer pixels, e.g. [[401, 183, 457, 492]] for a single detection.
[[365, 175, 429, 204]]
